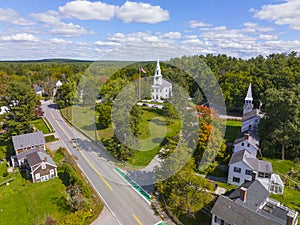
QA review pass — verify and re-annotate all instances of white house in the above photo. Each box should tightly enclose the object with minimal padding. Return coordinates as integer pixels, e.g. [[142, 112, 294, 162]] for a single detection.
[[0, 106, 9, 115], [53, 80, 63, 97], [33, 84, 44, 96], [211, 180, 298, 225], [27, 150, 57, 183], [241, 83, 265, 133], [233, 133, 260, 157], [151, 59, 172, 101], [228, 149, 273, 186]]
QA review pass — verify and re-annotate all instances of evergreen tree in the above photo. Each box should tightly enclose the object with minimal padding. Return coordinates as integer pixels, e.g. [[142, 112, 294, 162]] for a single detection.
[[3, 80, 38, 137]]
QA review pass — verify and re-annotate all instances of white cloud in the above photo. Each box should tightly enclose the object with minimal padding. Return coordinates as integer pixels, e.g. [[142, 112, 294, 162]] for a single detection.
[[50, 38, 72, 44], [160, 32, 181, 39], [189, 20, 212, 28], [0, 8, 33, 26], [258, 34, 278, 41], [0, 33, 38, 42], [184, 35, 198, 39], [51, 22, 93, 37], [31, 10, 60, 26], [253, 0, 300, 30], [200, 26, 227, 31], [59, 1, 117, 20], [94, 41, 121, 46], [182, 38, 203, 45], [244, 22, 258, 27], [116, 1, 170, 24]]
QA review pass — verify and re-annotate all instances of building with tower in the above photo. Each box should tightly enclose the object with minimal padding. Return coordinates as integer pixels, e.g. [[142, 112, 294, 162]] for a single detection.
[[241, 83, 265, 134], [227, 83, 284, 194], [151, 59, 172, 101]]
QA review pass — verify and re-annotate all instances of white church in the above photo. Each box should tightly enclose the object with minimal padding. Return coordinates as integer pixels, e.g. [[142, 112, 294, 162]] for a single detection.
[[151, 59, 172, 101], [227, 83, 284, 194]]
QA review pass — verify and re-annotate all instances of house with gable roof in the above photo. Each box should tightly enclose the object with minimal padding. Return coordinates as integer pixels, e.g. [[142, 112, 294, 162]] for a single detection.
[[10, 131, 57, 183], [27, 150, 57, 183], [228, 149, 273, 186], [233, 132, 260, 157], [11, 131, 46, 167], [211, 179, 298, 225], [33, 84, 44, 96]]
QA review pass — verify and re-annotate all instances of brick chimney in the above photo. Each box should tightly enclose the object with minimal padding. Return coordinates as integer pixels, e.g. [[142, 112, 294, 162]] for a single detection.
[[252, 171, 258, 181], [286, 211, 296, 225], [44, 157, 47, 162], [240, 187, 247, 202], [244, 133, 250, 140]]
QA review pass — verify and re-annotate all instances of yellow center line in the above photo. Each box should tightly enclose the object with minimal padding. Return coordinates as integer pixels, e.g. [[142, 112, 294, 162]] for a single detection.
[[132, 214, 143, 225], [49, 110, 113, 191]]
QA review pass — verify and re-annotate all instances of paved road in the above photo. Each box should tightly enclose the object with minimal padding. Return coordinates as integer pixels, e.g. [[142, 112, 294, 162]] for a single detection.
[[42, 100, 161, 225]]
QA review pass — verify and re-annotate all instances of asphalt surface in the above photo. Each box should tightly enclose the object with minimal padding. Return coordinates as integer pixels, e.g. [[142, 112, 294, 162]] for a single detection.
[[42, 100, 161, 225]]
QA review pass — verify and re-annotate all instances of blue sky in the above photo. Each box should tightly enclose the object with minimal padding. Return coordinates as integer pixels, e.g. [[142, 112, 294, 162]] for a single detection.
[[0, 0, 299, 60]]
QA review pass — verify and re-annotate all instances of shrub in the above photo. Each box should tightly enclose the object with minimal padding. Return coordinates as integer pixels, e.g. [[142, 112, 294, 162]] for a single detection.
[[2, 171, 9, 177]]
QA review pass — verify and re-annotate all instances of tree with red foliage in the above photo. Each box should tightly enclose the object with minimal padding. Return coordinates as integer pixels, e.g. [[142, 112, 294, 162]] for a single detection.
[[194, 105, 226, 170]]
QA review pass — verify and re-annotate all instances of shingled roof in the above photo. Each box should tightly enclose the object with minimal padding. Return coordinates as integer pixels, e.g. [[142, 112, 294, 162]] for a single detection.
[[242, 109, 264, 121], [27, 150, 56, 167], [12, 131, 45, 151], [234, 133, 260, 150], [229, 149, 273, 173], [229, 180, 269, 210], [212, 180, 298, 225]]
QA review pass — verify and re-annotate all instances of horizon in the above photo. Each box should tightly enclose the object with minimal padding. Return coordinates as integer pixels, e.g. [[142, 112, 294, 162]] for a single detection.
[[0, 0, 299, 61]]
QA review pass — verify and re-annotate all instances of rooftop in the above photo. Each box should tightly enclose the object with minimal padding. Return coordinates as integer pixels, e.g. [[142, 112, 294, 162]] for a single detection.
[[242, 108, 265, 121], [27, 150, 56, 167], [234, 132, 260, 150], [229, 149, 273, 173], [12, 131, 45, 151], [212, 180, 298, 225]]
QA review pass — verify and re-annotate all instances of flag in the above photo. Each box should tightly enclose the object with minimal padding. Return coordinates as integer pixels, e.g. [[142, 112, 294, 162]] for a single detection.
[[139, 66, 146, 74]]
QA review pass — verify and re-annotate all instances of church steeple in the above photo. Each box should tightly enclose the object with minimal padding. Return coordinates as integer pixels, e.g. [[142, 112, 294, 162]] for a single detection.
[[153, 58, 162, 85], [243, 83, 254, 114], [155, 58, 161, 76]]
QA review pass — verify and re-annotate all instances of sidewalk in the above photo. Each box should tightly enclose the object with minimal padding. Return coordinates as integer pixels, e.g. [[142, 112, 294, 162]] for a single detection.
[[91, 206, 120, 225]]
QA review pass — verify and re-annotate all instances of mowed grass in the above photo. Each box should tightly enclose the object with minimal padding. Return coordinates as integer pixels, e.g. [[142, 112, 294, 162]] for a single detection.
[[31, 118, 51, 134], [271, 188, 300, 212], [126, 107, 181, 166], [0, 162, 67, 225], [61, 105, 97, 139], [262, 157, 300, 174], [224, 120, 242, 143], [264, 157, 300, 213]]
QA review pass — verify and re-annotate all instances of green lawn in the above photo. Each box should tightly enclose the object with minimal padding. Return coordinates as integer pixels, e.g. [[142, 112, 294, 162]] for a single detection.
[[271, 187, 300, 212], [31, 118, 51, 134], [126, 107, 181, 166], [213, 181, 238, 191], [263, 157, 300, 214], [0, 161, 68, 225], [62, 105, 97, 140], [224, 120, 242, 143], [262, 157, 300, 174]]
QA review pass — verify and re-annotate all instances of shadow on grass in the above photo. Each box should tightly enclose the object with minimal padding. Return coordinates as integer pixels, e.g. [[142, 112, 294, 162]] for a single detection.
[[51, 196, 72, 212]]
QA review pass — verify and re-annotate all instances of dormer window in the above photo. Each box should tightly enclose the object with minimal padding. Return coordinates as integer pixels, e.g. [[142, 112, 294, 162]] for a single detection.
[[41, 162, 46, 169]]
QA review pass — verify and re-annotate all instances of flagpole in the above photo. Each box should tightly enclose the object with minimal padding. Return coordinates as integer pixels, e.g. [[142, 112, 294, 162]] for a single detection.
[[138, 65, 141, 102]]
